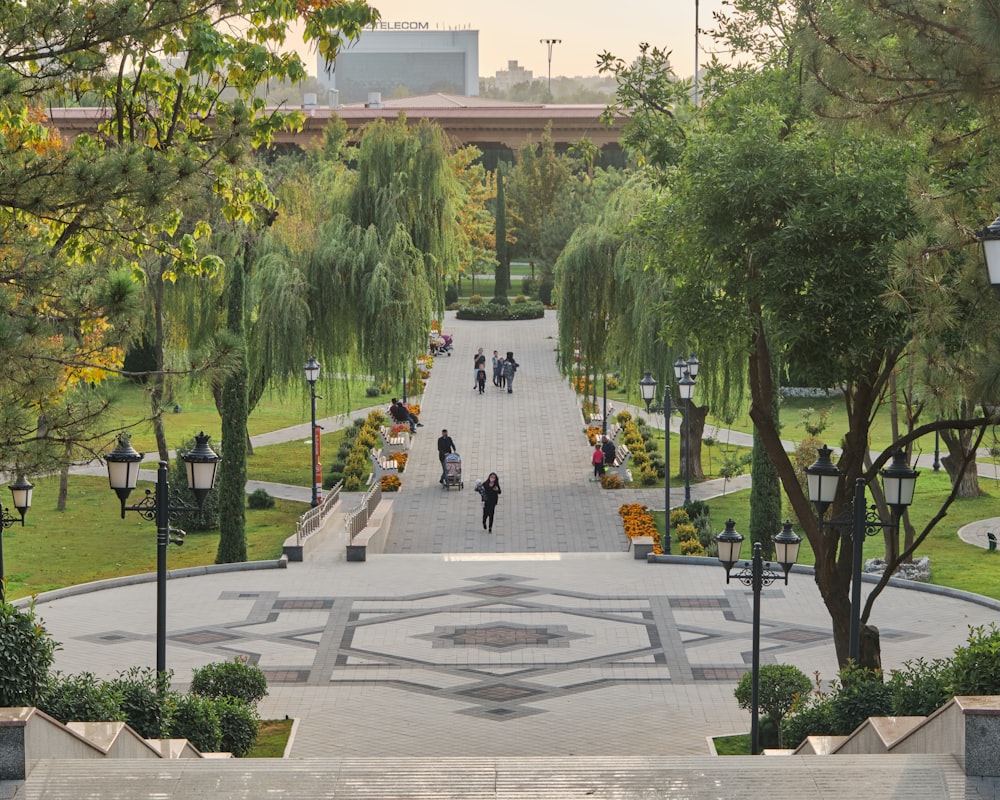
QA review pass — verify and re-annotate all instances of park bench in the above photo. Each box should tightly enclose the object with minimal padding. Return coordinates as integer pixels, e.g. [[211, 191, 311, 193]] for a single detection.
[[369, 447, 398, 481], [607, 443, 631, 480], [379, 426, 408, 453]]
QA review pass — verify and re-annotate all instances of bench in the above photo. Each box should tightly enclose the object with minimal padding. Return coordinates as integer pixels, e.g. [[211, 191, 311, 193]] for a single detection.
[[607, 443, 631, 480], [379, 426, 408, 453], [369, 447, 398, 480]]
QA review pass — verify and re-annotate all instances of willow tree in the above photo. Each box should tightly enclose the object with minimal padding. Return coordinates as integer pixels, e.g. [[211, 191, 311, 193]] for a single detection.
[[555, 223, 620, 407], [344, 116, 462, 318]]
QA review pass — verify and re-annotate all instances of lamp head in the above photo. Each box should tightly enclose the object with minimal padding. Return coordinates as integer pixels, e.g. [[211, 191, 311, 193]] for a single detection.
[[978, 213, 1000, 285], [105, 433, 144, 516], [772, 520, 802, 581], [805, 444, 841, 519], [7, 474, 33, 523], [304, 355, 321, 385], [881, 449, 919, 514], [714, 519, 744, 579], [638, 370, 657, 411], [182, 432, 221, 508]]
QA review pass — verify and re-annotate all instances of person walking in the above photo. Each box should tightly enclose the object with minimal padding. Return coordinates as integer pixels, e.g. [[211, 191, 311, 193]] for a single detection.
[[437, 429, 456, 484], [496, 353, 506, 390], [592, 443, 606, 479], [601, 434, 616, 468], [503, 351, 519, 394], [491, 350, 502, 387], [473, 348, 486, 390], [481, 472, 501, 532]]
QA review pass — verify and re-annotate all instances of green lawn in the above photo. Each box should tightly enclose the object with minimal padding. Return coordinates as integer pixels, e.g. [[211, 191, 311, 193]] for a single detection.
[[247, 719, 294, 758], [651, 470, 1000, 601]]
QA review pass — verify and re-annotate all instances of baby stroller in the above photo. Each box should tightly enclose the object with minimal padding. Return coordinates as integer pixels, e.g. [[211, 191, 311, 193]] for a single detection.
[[430, 331, 453, 356], [442, 453, 463, 490]]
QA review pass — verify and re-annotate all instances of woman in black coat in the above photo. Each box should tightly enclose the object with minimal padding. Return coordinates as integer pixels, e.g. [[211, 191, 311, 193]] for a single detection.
[[481, 472, 501, 532]]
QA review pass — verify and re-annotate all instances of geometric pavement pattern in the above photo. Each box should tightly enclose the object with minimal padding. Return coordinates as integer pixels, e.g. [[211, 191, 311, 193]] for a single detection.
[[79, 573, 918, 722]]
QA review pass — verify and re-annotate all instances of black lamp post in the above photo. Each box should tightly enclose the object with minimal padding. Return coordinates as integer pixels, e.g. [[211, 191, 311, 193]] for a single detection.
[[639, 370, 670, 554], [105, 432, 220, 677], [977, 212, 1000, 285], [715, 518, 801, 755], [0, 475, 33, 604], [677, 368, 696, 504], [806, 446, 919, 662], [304, 356, 321, 507]]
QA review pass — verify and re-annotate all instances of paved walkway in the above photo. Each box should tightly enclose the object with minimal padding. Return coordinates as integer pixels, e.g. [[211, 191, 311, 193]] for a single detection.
[[26, 311, 1000, 760]]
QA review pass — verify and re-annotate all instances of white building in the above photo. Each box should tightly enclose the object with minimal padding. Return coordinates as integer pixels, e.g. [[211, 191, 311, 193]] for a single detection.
[[317, 28, 479, 105], [494, 60, 533, 91]]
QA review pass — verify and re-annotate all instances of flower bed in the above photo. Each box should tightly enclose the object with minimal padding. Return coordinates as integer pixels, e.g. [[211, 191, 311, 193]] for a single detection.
[[618, 503, 663, 554], [381, 474, 401, 492]]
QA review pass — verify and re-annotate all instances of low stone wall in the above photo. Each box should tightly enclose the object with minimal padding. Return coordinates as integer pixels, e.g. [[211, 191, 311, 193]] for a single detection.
[[346, 500, 394, 562]]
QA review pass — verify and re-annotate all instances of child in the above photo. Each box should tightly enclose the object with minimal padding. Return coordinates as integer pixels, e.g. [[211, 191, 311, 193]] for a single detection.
[[476, 367, 487, 394], [475, 479, 486, 506], [592, 442, 605, 479]]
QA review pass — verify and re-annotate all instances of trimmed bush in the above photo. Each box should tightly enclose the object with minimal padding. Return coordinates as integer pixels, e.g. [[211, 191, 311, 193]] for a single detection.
[[0, 602, 57, 707], [247, 488, 275, 509], [213, 696, 260, 757], [110, 667, 169, 739], [734, 664, 812, 748], [168, 694, 222, 753], [324, 472, 345, 490], [41, 672, 124, 725], [888, 657, 950, 716], [190, 658, 268, 705], [947, 623, 1000, 696]]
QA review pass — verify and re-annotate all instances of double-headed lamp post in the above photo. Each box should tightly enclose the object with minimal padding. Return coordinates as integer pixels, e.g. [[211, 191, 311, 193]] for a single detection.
[[540, 39, 561, 103], [105, 432, 221, 678], [674, 354, 700, 504], [0, 475, 34, 604], [639, 370, 670, 554], [715, 518, 801, 755], [806, 445, 919, 663], [304, 356, 321, 507]]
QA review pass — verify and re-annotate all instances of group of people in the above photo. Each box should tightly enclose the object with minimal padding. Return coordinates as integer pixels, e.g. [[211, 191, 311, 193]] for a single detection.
[[389, 398, 421, 433], [437, 429, 503, 533], [473, 348, 520, 394], [592, 434, 618, 478]]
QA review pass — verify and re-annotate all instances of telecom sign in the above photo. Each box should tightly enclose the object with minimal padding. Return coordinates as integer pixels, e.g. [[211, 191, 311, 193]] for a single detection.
[[373, 21, 430, 30]]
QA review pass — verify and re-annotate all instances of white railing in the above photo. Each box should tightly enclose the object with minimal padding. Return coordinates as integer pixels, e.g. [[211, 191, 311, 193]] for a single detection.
[[294, 481, 342, 545], [346, 481, 382, 541]]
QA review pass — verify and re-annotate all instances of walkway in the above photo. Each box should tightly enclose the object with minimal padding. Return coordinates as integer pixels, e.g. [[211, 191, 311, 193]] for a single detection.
[[24, 312, 1000, 763]]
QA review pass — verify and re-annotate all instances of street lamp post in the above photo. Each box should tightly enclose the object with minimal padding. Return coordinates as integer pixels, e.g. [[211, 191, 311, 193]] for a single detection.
[[806, 445, 919, 662], [977, 212, 1000, 285], [676, 354, 699, 504], [639, 370, 671, 554], [715, 518, 801, 755], [540, 39, 561, 102], [105, 432, 221, 677], [0, 475, 33, 604], [304, 356, 321, 507]]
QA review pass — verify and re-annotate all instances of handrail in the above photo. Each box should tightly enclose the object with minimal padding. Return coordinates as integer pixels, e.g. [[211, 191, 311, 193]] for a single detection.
[[294, 481, 342, 545], [346, 481, 382, 541]]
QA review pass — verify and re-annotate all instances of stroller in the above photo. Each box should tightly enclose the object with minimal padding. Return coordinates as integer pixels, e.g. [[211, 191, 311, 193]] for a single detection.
[[442, 453, 463, 490], [429, 331, 453, 356]]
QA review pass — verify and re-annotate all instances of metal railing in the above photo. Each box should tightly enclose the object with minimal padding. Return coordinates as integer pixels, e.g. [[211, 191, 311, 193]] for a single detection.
[[294, 481, 342, 546], [346, 480, 382, 541]]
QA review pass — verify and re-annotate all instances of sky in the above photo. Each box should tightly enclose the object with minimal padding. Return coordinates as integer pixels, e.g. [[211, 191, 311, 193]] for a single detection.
[[333, 0, 730, 80]]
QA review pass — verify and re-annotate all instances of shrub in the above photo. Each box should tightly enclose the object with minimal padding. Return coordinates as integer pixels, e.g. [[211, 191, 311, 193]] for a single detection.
[[887, 657, 950, 716], [675, 523, 698, 542], [381, 474, 401, 492], [946, 623, 1000, 696], [109, 667, 169, 739], [213, 696, 260, 757], [639, 467, 659, 486], [329, 461, 346, 474], [445, 282, 459, 304], [336, 444, 351, 460], [734, 664, 812, 748], [41, 672, 124, 724], [827, 665, 892, 734], [683, 500, 710, 521], [521, 276, 536, 296], [190, 658, 268, 705], [491, 295, 511, 306], [364, 384, 380, 397], [0, 601, 58, 707], [670, 508, 690, 528], [469, 294, 484, 305], [679, 538, 706, 556], [324, 472, 345, 490], [615, 410, 633, 425], [783, 696, 836, 749], [539, 276, 554, 305], [605, 374, 620, 390], [599, 473, 623, 489], [168, 694, 221, 753], [247, 489, 275, 509], [344, 475, 364, 491]]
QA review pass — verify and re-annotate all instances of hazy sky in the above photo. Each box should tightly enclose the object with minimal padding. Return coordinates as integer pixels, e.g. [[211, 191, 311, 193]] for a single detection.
[[342, 0, 730, 80]]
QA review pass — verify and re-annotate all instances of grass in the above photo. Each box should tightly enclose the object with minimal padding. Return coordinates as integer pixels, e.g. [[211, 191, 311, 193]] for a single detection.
[[247, 430, 351, 486], [4, 474, 305, 601], [247, 718, 294, 758], [103, 378, 398, 455], [649, 470, 1000, 601], [712, 733, 750, 755]]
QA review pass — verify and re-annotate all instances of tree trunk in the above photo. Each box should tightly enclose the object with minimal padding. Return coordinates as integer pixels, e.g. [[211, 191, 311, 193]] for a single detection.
[[215, 245, 249, 564], [680, 403, 707, 481], [941, 425, 981, 498]]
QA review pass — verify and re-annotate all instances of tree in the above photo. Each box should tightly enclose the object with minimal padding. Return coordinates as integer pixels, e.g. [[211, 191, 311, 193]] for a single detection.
[[494, 165, 509, 299], [734, 663, 812, 748], [0, 0, 379, 477]]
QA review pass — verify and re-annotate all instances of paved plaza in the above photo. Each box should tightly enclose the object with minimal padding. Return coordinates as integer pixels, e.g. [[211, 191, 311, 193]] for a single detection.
[[25, 312, 1000, 761]]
